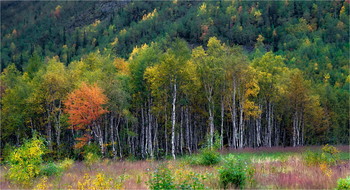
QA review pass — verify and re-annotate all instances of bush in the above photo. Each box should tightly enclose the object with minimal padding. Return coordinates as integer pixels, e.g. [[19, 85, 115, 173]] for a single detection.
[[148, 164, 175, 190], [198, 148, 221, 166], [40, 162, 63, 176], [336, 176, 350, 190], [77, 173, 127, 190], [321, 144, 340, 165], [7, 134, 46, 185], [304, 144, 340, 166], [148, 164, 206, 190], [1, 143, 14, 163], [218, 156, 255, 189], [84, 143, 101, 156], [59, 158, 74, 170], [84, 152, 100, 168]]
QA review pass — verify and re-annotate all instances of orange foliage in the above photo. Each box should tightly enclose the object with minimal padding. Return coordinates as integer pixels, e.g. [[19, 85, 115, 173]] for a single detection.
[[64, 83, 108, 130], [114, 57, 129, 75], [74, 134, 92, 149]]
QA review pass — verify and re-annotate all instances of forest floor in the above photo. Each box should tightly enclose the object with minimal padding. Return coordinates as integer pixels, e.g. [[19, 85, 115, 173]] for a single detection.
[[0, 145, 349, 189]]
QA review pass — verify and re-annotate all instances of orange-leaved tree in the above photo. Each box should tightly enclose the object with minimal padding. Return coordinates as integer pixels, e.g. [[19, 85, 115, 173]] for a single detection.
[[64, 83, 108, 154]]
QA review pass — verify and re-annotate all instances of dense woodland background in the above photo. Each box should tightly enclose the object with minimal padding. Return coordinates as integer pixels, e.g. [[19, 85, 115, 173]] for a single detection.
[[1, 1, 349, 160]]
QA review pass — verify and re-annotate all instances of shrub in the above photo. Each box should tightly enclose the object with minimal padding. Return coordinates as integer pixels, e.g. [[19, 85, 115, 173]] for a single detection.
[[34, 176, 53, 190], [7, 134, 46, 185], [218, 156, 255, 189], [77, 173, 126, 190], [304, 150, 321, 166], [40, 162, 63, 176], [1, 143, 14, 163], [148, 164, 175, 190], [175, 171, 206, 189], [59, 158, 74, 170], [336, 176, 350, 190], [198, 148, 221, 166], [84, 143, 101, 156], [304, 144, 340, 166], [321, 144, 340, 165], [148, 164, 206, 190], [84, 152, 100, 168]]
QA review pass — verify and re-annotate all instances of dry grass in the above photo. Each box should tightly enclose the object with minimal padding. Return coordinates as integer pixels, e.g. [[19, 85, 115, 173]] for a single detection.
[[0, 146, 348, 189], [253, 156, 350, 189]]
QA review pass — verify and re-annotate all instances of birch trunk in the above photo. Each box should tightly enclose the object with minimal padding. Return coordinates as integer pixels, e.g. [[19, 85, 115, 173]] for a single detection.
[[171, 82, 177, 160], [239, 101, 244, 148], [180, 107, 184, 155], [185, 107, 191, 154], [47, 103, 53, 151], [148, 98, 153, 158], [230, 78, 237, 148], [220, 98, 224, 149], [110, 115, 116, 157], [141, 108, 145, 158]]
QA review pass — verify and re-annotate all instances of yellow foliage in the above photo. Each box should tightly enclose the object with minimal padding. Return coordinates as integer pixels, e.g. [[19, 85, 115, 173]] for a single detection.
[[254, 10, 262, 18], [319, 163, 332, 177], [111, 37, 119, 46], [199, 3, 207, 14], [34, 177, 52, 190], [92, 20, 101, 27], [77, 173, 127, 190], [129, 44, 149, 60], [142, 9, 158, 21], [7, 135, 45, 185]]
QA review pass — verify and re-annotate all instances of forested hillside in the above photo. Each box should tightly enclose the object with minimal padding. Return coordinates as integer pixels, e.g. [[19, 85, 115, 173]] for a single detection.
[[1, 1, 349, 160]]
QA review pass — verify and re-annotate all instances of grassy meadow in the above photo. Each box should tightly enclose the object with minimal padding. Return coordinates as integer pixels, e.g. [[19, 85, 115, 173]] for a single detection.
[[1, 145, 349, 189]]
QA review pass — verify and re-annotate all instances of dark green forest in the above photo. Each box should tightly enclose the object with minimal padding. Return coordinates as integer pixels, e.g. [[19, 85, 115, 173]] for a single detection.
[[1, 1, 349, 160]]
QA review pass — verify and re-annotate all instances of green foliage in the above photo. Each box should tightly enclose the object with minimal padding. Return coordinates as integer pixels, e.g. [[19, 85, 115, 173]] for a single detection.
[[1, 143, 14, 163], [82, 144, 101, 167], [84, 143, 102, 156], [148, 164, 206, 190], [218, 155, 255, 189], [7, 134, 46, 185], [176, 172, 206, 190], [336, 176, 350, 190], [84, 152, 100, 168], [198, 148, 221, 166], [185, 148, 221, 166], [304, 144, 340, 166], [40, 162, 63, 177], [148, 164, 176, 190], [58, 158, 74, 170]]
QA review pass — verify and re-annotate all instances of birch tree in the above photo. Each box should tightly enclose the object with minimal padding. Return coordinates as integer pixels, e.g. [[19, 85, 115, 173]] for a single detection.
[[145, 39, 191, 159]]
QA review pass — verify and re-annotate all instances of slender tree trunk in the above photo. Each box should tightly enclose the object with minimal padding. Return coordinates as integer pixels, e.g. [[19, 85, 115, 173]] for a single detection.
[[116, 116, 122, 158], [220, 97, 224, 149], [180, 107, 184, 155], [153, 117, 158, 157], [293, 111, 298, 147], [55, 100, 62, 150], [301, 113, 304, 146], [110, 114, 116, 157], [267, 101, 273, 147], [208, 93, 215, 148], [231, 79, 237, 148], [165, 107, 168, 156], [148, 98, 153, 158], [239, 101, 244, 148], [171, 82, 177, 159], [274, 119, 279, 146], [47, 103, 53, 151], [141, 107, 145, 158], [92, 122, 104, 155], [185, 107, 191, 154], [256, 105, 262, 147]]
